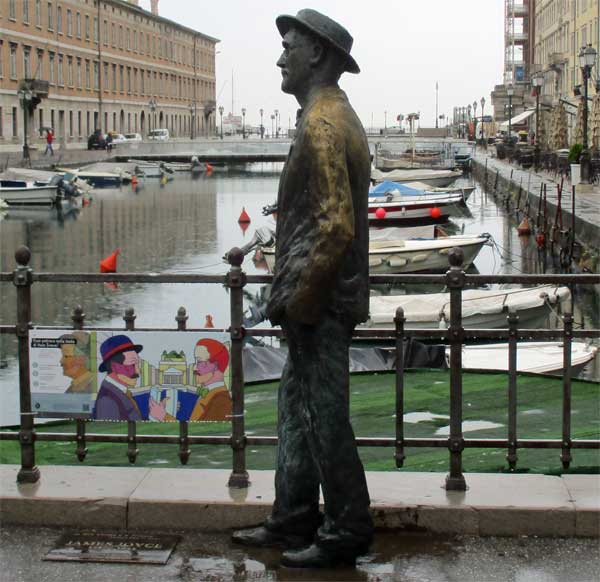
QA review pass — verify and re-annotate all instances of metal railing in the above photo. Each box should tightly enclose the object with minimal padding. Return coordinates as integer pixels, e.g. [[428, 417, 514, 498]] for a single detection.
[[1, 245, 599, 491]]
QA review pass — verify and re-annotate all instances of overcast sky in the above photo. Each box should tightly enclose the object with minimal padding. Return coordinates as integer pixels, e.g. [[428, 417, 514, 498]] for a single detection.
[[154, 0, 504, 131]]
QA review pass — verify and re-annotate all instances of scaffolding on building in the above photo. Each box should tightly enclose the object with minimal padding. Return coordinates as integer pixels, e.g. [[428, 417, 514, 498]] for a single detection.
[[504, 0, 531, 87]]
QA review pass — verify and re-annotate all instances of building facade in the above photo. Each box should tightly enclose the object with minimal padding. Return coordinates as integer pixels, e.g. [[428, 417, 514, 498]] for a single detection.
[[0, 0, 218, 146], [493, 0, 599, 130]]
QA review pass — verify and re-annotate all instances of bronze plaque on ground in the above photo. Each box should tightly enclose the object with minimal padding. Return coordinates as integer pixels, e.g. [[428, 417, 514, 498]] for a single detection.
[[44, 532, 179, 564]]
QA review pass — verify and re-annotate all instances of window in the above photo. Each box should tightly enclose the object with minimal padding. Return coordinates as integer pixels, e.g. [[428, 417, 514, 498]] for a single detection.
[[133, 30, 137, 52], [36, 49, 43, 80], [126, 28, 130, 50], [57, 53, 63, 85], [111, 63, 116, 92], [111, 23, 116, 46], [9, 0, 16, 20], [66, 9, 72, 36], [93, 16, 98, 43], [119, 25, 123, 49], [12, 107, 18, 138], [93, 61, 99, 89], [85, 14, 89, 40], [56, 5, 62, 33], [103, 20, 108, 45], [69, 110, 73, 136], [85, 59, 90, 88], [49, 51, 55, 84], [47, 2, 53, 30], [133, 68, 137, 94], [76, 57, 81, 88], [103, 62, 108, 89], [119, 64, 124, 92], [67, 56, 73, 86], [0, 107, 3, 138], [35, 0, 41, 26], [9, 44, 17, 80], [141, 69, 145, 94], [76, 12, 81, 38], [23, 0, 30, 23]]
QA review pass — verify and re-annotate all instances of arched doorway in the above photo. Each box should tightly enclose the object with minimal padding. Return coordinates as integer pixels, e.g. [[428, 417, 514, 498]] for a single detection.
[[140, 111, 145, 135], [119, 109, 125, 133], [159, 111, 164, 128]]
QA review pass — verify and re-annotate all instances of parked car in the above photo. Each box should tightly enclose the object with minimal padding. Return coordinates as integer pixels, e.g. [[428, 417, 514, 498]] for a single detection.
[[148, 128, 170, 141], [123, 133, 143, 142], [107, 132, 127, 145], [87, 129, 107, 150]]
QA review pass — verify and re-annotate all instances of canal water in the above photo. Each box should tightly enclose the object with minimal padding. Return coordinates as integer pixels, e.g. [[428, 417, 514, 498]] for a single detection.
[[0, 166, 598, 425]]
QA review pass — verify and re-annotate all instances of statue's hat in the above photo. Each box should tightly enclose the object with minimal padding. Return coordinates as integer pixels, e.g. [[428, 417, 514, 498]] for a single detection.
[[276, 9, 360, 74]]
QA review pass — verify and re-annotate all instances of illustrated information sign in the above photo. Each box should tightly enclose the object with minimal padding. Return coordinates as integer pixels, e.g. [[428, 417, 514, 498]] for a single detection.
[[30, 329, 232, 422]]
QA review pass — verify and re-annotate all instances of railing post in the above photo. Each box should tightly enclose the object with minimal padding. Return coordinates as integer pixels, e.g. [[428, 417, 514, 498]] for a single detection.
[[445, 248, 467, 491], [394, 307, 406, 468], [13, 246, 40, 483], [123, 308, 138, 464], [506, 308, 519, 471], [561, 313, 573, 470], [72, 305, 88, 462], [225, 247, 249, 488], [175, 307, 191, 465]]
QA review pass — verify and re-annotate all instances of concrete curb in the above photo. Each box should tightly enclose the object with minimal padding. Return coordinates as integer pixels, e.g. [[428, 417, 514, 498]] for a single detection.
[[1, 465, 598, 537]]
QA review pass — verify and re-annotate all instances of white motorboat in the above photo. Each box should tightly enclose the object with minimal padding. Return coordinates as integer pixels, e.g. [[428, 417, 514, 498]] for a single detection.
[[365, 285, 572, 329], [0, 179, 58, 205], [371, 167, 463, 187], [260, 234, 489, 275], [370, 225, 436, 241], [368, 191, 465, 223], [56, 167, 130, 187], [454, 342, 597, 375]]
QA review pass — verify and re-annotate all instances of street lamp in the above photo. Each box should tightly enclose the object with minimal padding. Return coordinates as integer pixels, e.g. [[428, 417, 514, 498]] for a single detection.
[[506, 84, 514, 143], [531, 72, 544, 169], [241, 107, 246, 139], [17, 88, 33, 165], [218, 105, 224, 139], [189, 101, 196, 140], [270, 114, 275, 138], [578, 44, 597, 184], [148, 98, 157, 136], [472, 101, 478, 143], [480, 97, 486, 148], [259, 108, 264, 139], [274, 109, 279, 138]]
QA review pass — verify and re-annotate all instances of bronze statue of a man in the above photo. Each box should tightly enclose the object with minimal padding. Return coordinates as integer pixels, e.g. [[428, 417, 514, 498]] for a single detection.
[[232, 9, 373, 568]]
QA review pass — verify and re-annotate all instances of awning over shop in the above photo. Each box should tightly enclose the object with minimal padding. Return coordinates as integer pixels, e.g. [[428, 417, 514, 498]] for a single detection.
[[498, 109, 535, 130]]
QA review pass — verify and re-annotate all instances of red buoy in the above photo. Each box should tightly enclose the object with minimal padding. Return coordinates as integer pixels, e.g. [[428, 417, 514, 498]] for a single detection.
[[100, 249, 119, 273], [517, 217, 531, 236], [375, 207, 386, 219], [430, 207, 442, 219], [205, 163, 214, 173], [238, 207, 251, 224]]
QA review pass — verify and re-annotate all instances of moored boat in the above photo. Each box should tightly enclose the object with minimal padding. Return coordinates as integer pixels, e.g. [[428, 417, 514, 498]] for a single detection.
[[371, 167, 463, 187], [0, 179, 58, 205], [455, 342, 597, 375], [365, 285, 572, 329]]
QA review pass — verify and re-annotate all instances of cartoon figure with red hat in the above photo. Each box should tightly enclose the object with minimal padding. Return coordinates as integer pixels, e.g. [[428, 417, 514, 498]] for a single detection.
[[189, 338, 232, 421], [92, 334, 144, 421]]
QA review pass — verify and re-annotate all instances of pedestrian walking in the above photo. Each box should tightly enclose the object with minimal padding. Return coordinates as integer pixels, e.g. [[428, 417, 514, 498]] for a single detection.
[[44, 128, 54, 155]]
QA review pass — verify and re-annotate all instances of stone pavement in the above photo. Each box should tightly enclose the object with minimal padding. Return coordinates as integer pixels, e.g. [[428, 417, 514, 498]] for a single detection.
[[1, 465, 598, 537], [1, 524, 599, 582]]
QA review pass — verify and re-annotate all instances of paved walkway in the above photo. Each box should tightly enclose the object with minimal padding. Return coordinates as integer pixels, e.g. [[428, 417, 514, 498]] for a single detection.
[[1, 465, 598, 537]]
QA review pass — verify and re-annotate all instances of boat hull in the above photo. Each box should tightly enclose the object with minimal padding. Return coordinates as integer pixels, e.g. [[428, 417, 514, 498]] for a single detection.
[[0, 184, 58, 205]]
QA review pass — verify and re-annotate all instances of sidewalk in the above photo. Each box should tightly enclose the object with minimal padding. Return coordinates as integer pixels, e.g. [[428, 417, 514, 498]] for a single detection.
[[1, 465, 598, 537]]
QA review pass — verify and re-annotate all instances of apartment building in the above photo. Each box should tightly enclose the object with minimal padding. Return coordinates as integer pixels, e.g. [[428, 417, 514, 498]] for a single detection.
[[0, 0, 218, 146]]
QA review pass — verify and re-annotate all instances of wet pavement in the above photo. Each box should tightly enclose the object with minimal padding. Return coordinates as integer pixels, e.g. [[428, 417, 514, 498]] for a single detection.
[[1, 525, 598, 582]]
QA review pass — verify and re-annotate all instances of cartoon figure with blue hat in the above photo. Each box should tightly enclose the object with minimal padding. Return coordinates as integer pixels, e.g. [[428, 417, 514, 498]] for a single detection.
[[92, 334, 144, 421]]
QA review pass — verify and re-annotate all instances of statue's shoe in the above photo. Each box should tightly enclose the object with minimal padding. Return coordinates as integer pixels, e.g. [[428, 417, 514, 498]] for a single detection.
[[281, 543, 358, 568], [231, 526, 312, 549]]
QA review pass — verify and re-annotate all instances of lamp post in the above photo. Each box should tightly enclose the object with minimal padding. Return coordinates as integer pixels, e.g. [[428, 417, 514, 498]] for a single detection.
[[270, 114, 275, 138], [241, 107, 246, 139], [17, 88, 33, 165], [480, 97, 486, 148], [579, 44, 597, 184], [467, 104, 472, 139], [148, 98, 157, 136], [259, 108, 264, 139], [531, 72, 544, 169], [218, 105, 224, 139], [274, 109, 279, 138], [506, 84, 514, 144], [189, 101, 196, 140], [472, 100, 478, 143]]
